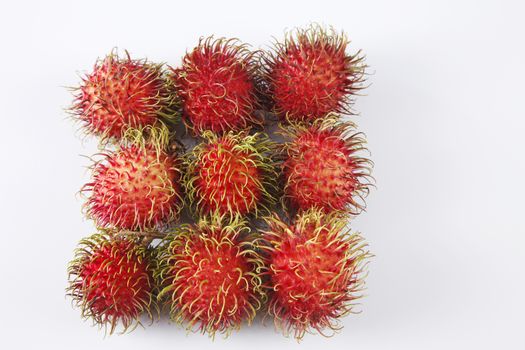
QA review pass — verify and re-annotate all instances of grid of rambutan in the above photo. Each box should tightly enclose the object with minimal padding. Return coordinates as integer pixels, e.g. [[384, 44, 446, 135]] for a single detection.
[[65, 24, 373, 340]]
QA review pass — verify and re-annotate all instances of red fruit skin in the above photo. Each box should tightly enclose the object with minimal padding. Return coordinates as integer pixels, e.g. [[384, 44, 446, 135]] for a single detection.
[[282, 117, 370, 214], [260, 210, 369, 339], [184, 132, 277, 218], [67, 233, 155, 331], [173, 38, 260, 135], [263, 26, 365, 122], [83, 145, 182, 230], [72, 52, 176, 140], [195, 141, 260, 215], [157, 221, 264, 336]]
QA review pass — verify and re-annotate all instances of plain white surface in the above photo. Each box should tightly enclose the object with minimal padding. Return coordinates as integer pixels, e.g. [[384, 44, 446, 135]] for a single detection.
[[1, 0, 524, 348]]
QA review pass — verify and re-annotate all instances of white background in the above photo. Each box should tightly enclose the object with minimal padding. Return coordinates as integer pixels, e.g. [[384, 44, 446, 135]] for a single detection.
[[1, 0, 524, 349]]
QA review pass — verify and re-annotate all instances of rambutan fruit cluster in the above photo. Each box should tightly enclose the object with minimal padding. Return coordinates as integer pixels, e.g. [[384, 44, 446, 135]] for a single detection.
[[66, 24, 373, 340]]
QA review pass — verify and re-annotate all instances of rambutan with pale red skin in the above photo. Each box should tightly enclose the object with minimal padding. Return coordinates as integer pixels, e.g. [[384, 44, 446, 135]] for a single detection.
[[156, 219, 265, 337], [184, 131, 278, 218], [67, 232, 157, 333], [259, 209, 370, 339], [71, 50, 178, 144], [262, 25, 365, 122], [83, 145, 183, 230], [281, 114, 371, 214], [172, 37, 261, 135]]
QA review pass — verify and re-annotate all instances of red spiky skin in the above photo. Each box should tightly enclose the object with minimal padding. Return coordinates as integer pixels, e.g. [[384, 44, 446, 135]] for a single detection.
[[260, 210, 368, 339], [67, 233, 155, 331], [264, 26, 364, 122], [283, 119, 369, 214], [193, 138, 259, 216], [173, 38, 259, 135], [157, 222, 264, 336], [73, 52, 176, 140], [84, 145, 182, 230], [184, 132, 276, 218]]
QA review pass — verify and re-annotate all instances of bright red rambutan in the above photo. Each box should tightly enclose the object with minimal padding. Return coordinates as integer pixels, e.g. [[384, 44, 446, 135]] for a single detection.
[[83, 145, 183, 230], [172, 37, 260, 135], [156, 219, 265, 337], [281, 115, 371, 214], [184, 131, 278, 218], [72, 51, 178, 144], [259, 209, 370, 339], [262, 25, 365, 122], [67, 232, 156, 332]]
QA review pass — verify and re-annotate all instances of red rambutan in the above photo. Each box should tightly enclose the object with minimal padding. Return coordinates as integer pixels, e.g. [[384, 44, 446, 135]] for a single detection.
[[184, 131, 278, 218], [83, 145, 183, 230], [281, 114, 371, 214], [71, 50, 178, 144], [172, 37, 260, 135], [259, 209, 370, 339], [156, 219, 265, 337], [262, 25, 365, 122], [67, 232, 156, 333]]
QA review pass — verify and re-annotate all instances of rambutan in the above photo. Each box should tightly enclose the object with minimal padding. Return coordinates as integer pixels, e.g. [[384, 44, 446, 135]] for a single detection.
[[262, 25, 365, 122], [71, 50, 178, 144], [184, 131, 278, 218], [281, 114, 371, 214], [67, 232, 156, 333], [156, 219, 265, 337], [259, 209, 370, 339], [172, 37, 260, 135], [83, 145, 183, 230]]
